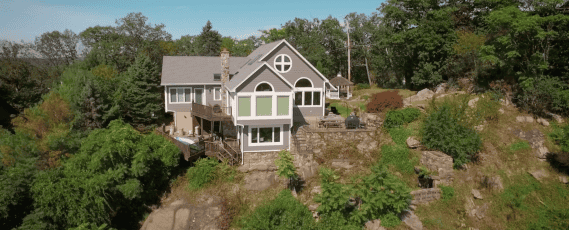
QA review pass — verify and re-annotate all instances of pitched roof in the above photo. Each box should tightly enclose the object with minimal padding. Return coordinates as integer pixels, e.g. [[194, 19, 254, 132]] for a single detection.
[[329, 76, 354, 86], [226, 62, 293, 92], [160, 56, 249, 85]]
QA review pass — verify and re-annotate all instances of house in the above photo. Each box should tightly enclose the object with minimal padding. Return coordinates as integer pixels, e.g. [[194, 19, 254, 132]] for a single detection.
[[160, 39, 337, 162]]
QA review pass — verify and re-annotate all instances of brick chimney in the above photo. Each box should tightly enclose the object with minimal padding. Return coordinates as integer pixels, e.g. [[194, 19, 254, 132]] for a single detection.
[[220, 48, 229, 113]]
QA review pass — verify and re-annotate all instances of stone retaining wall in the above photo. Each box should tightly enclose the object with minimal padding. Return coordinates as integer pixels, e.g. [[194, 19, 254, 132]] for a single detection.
[[304, 130, 378, 154], [238, 151, 319, 179]]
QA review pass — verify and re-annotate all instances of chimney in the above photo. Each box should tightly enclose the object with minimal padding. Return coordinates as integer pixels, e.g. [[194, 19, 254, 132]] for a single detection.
[[220, 48, 229, 113]]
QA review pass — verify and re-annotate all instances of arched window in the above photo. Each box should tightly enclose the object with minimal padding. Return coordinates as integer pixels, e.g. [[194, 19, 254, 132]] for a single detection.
[[274, 54, 292, 73], [295, 78, 312, 88], [255, 83, 273, 92]]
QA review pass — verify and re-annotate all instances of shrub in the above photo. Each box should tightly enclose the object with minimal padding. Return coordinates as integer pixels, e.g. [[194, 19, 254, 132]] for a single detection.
[[549, 123, 569, 153], [384, 108, 421, 129], [187, 157, 219, 190], [241, 190, 315, 229], [514, 75, 569, 117], [380, 145, 415, 174], [421, 103, 482, 168], [367, 91, 403, 113], [355, 83, 370, 90], [439, 185, 455, 201]]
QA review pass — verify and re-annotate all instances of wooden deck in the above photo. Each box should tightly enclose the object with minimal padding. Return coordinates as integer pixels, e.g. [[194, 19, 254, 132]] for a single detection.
[[191, 103, 232, 121], [155, 128, 205, 161], [205, 138, 241, 165]]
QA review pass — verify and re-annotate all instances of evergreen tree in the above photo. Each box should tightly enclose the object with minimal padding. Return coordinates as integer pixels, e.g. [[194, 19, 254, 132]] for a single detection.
[[197, 21, 222, 56], [118, 54, 162, 125]]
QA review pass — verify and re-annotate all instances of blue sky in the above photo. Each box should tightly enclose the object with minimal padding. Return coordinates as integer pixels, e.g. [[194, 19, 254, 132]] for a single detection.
[[1, 0, 384, 43]]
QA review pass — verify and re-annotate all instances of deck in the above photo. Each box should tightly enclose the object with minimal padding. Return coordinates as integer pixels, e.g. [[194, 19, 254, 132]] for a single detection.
[[191, 103, 232, 121]]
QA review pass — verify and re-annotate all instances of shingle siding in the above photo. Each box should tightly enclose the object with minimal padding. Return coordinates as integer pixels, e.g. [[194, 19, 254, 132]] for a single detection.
[[263, 43, 326, 88], [242, 124, 290, 152], [236, 65, 292, 92]]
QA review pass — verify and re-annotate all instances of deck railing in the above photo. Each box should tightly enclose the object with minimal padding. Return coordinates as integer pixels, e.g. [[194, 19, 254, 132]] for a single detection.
[[191, 103, 232, 121], [155, 127, 205, 161], [204, 138, 241, 165]]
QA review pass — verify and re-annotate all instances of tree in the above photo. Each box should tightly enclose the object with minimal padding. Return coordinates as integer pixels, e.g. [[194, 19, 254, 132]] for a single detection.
[[274, 150, 297, 190], [174, 35, 199, 56], [34, 29, 79, 67], [117, 54, 162, 125], [196, 21, 222, 56]]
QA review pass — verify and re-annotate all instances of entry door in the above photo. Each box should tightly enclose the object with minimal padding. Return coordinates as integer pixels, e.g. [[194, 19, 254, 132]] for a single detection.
[[194, 88, 203, 105]]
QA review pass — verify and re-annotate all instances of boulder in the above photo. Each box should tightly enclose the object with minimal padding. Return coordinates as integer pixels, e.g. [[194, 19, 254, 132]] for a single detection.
[[536, 145, 549, 159], [406, 136, 421, 149], [537, 118, 550, 126], [365, 219, 386, 230], [530, 170, 548, 181], [331, 159, 353, 169], [472, 189, 483, 200], [559, 175, 569, 184], [487, 176, 504, 192], [308, 204, 320, 212], [399, 210, 423, 230], [140, 197, 223, 230], [416, 88, 435, 100], [243, 171, 280, 191], [311, 186, 322, 195], [499, 108, 505, 114], [545, 112, 565, 123], [515, 116, 534, 123], [435, 83, 447, 94], [468, 97, 479, 108]]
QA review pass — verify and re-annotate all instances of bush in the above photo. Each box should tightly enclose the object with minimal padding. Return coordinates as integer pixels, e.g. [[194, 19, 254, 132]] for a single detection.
[[367, 91, 403, 113], [439, 185, 455, 201], [549, 123, 569, 153], [241, 190, 315, 230], [187, 157, 219, 190], [514, 75, 569, 117], [384, 108, 421, 129], [355, 83, 370, 90], [421, 103, 482, 168]]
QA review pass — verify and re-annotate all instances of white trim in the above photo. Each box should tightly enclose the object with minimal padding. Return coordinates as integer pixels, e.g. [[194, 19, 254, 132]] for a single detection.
[[274, 54, 292, 73], [254, 81, 274, 92], [322, 82, 325, 115], [230, 62, 294, 92], [259, 39, 332, 86], [213, 87, 221, 101], [293, 90, 323, 107], [168, 87, 193, 104], [203, 85, 207, 105], [194, 88, 204, 105], [161, 83, 223, 86], [235, 91, 293, 120], [248, 125, 284, 147], [164, 87, 169, 112], [243, 149, 286, 153]]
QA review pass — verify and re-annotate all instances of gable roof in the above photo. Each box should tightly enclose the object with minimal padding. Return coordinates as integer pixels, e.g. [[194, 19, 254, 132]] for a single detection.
[[260, 40, 331, 84], [226, 62, 293, 92], [160, 56, 249, 85]]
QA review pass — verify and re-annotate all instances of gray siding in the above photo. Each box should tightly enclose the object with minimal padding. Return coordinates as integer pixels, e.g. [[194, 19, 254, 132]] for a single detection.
[[237, 119, 291, 126], [243, 124, 290, 152], [263, 44, 325, 89], [166, 85, 215, 112], [236, 65, 292, 93], [205, 85, 222, 106], [293, 106, 324, 123]]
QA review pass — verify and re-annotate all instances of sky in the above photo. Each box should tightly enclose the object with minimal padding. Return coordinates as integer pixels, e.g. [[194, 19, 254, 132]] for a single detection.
[[1, 0, 384, 44]]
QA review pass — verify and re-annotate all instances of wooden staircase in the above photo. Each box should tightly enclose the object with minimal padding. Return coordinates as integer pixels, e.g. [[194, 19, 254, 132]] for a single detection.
[[205, 139, 241, 166]]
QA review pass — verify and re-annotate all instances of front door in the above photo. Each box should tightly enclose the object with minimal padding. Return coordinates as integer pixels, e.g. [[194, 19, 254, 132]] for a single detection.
[[194, 88, 203, 105]]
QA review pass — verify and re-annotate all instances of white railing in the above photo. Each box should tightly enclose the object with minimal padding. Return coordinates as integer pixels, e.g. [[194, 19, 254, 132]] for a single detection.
[[326, 90, 340, 99]]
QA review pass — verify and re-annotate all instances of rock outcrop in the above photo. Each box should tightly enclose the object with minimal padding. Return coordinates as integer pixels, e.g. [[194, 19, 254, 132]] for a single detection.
[[141, 196, 223, 230]]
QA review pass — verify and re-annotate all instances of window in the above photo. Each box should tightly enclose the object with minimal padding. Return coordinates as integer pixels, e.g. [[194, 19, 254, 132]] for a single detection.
[[277, 96, 289, 115], [255, 83, 273, 92], [295, 91, 321, 107], [238, 97, 251, 117], [304, 91, 312, 106], [214, 74, 221, 81], [295, 92, 302, 106], [313, 92, 321, 106], [250, 126, 282, 145], [214, 87, 221, 101], [194, 88, 203, 104], [295, 79, 312, 88], [256, 96, 272, 116], [169, 87, 192, 103], [274, 54, 292, 73]]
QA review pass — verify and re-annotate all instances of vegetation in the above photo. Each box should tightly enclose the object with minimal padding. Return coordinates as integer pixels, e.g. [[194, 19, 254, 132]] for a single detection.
[[187, 157, 220, 190], [383, 107, 421, 129], [439, 185, 455, 201], [240, 190, 315, 229], [366, 90, 403, 113]]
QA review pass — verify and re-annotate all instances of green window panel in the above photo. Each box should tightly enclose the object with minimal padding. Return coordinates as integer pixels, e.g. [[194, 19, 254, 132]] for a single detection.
[[256, 96, 272, 116], [277, 96, 289, 115], [239, 97, 251, 117]]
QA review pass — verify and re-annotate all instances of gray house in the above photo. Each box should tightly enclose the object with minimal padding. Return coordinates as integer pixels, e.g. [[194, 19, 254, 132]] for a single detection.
[[161, 39, 336, 157]]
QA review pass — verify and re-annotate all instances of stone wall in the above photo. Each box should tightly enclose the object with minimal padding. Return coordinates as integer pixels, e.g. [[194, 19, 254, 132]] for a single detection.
[[304, 130, 378, 154], [238, 151, 319, 179], [221, 120, 237, 138], [420, 151, 454, 186], [410, 188, 442, 205]]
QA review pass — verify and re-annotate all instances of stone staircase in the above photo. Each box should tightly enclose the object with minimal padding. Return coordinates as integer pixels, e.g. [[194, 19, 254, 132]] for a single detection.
[[292, 125, 312, 154]]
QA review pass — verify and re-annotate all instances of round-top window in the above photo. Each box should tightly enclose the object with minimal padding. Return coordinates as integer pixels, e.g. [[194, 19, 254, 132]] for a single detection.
[[274, 54, 292, 73]]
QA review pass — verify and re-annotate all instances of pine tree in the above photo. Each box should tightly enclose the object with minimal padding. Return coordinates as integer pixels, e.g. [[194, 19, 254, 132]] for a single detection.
[[197, 21, 222, 56], [119, 54, 162, 125]]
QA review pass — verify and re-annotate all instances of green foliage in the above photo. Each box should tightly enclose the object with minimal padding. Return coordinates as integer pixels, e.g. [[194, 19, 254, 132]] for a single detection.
[[328, 102, 352, 118], [68, 223, 117, 230], [509, 141, 531, 152], [439, 185, 455, 201], [215, 160, 236, 182], [187, 157, 219, 190], [421, 103, 482, 168], [0, 59, 54, 112], [549, 123, 569, 152], [116, 54, 162, 125], [27, 120, 179, 228], [241, 190, 315, 230], [314, 165, 411, 228], [379, 145, 415, 174], [355, 83, 370, 90], [0, 157, 38, 229], [384, 108, 421, 129], [196, 21, 222, 56], [274, 150, 297, 180]]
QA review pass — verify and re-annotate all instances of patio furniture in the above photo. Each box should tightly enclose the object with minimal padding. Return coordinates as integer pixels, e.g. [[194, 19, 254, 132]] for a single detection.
[[319, 114, 345, 128]]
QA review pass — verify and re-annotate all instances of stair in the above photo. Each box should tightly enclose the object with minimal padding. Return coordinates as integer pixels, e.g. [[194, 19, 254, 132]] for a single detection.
[[292, 125, 312, 154]]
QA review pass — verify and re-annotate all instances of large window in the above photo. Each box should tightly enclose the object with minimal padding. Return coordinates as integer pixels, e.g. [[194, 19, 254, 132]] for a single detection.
[[274, 54, 292, 73], [277, 96, 289, 115], [250, 126, 281, 144], [294, 91, 321, 106], [169, 87, 192, 103], [256, 96, 272, 116], [238, 97, 251, 117]]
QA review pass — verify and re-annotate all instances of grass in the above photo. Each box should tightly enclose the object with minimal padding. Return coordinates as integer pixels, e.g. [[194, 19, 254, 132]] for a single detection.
[[327, 102, 352, 118], [352, 85, 416, 99]]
